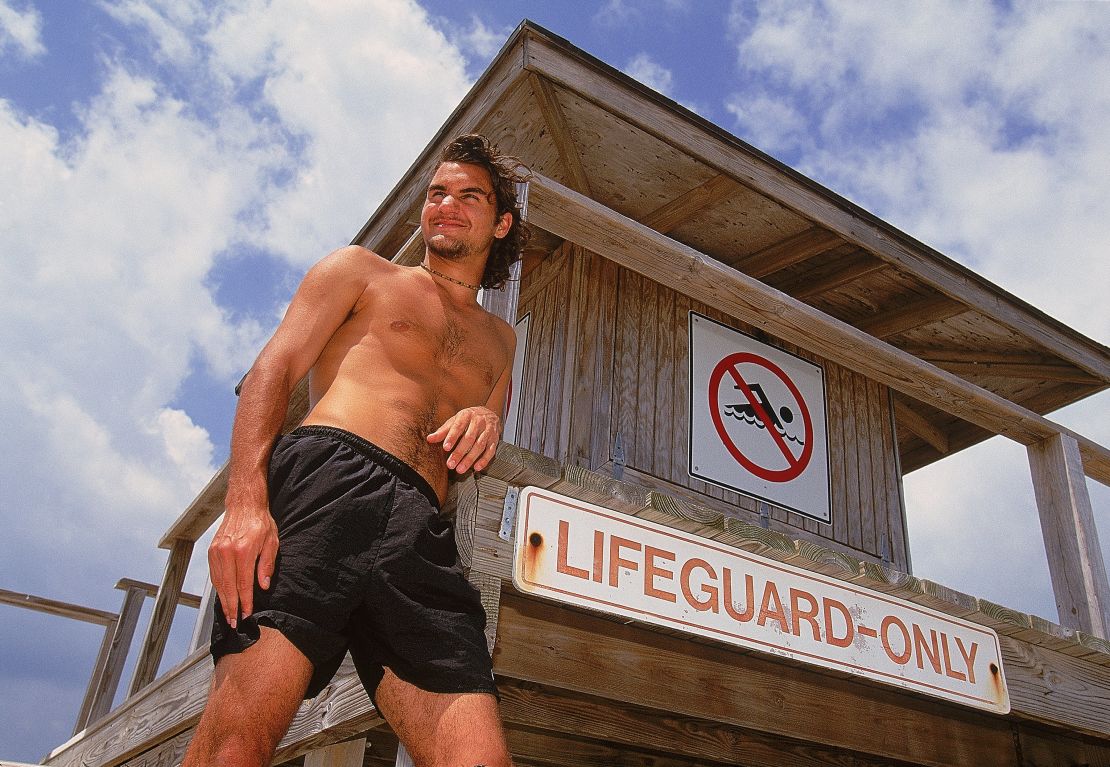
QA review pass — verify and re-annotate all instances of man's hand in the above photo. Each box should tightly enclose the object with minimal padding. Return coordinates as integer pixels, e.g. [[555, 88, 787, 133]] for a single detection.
[[427, 406, 501, 473], [208, 506, 279, 629]]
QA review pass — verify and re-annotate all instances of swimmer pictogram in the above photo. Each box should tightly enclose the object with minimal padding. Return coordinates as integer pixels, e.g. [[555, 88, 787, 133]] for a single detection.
[[708, 352, 814, 483]]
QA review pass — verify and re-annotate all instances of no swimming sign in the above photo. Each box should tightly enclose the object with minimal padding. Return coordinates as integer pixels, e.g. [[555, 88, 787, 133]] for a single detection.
[[689, 312, 830, 522]]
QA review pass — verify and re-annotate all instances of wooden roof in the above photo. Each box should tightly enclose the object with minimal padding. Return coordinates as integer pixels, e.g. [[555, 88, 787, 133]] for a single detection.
[[353, 21, 1109, 474]]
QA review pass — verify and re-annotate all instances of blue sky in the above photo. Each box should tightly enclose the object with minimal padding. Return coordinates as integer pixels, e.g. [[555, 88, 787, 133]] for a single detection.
[[1, 0, 1108, 760]]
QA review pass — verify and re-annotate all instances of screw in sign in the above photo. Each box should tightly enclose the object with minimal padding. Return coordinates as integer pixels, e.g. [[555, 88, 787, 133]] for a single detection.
[[708, 352, 813, 482]]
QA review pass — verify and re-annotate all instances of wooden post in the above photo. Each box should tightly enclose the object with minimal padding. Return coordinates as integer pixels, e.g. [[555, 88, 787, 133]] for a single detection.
[[128, 538, 193, 695], [1028, 432, 1110, 638], [304, 737, 367, 767], [189, 577, 215, 653], [480, 257, 522, 325], [75, 582, 148, 731]]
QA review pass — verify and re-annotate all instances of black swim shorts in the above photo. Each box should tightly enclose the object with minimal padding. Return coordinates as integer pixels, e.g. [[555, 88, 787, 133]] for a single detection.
[[210, 425, 496, 701]]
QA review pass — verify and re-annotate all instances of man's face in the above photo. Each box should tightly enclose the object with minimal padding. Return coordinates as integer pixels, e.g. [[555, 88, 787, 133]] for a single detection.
[[421, 161, 512, 261]]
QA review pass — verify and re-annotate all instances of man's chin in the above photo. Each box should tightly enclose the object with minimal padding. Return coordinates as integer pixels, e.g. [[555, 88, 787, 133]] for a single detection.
[[426, 237, 468, 260]]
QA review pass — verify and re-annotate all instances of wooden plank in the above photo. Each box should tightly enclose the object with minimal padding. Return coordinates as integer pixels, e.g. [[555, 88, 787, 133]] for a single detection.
[[881, 388, 910, 570], [589, 254, 619, 471], [556, 245, 585, 461], [841, 369, 864, 552], [128, 539, 193, 696], [999, 633, 1110, 739], [825, 364, 851, 549], [498, 679, 940, 767], [543, 250, 570, 456], [855, 293, 968, 338], [653, 285, 676, 478], [522, 31, 1110, 381], [494, 594, 1017, 765], [851, 371, 877, 557], [1028, 433, 1110, 637], [865, 379, 891, 563], [528, 73, 591, 196], [894, 396, 950, 455], [304, 737, 367, 767], [74, 618, 119, 734], [523, 172, 1110, 486], [114, 578, 202, 609], [0, 588, 115, 625], [735, 226, 842, 279], [786, 250, 887, 300], [614, 268, 640, 475], [931, 359, 1101, 384], [639, 173, 740, 234], [80, 584, 148, 729], [634, 275, 659, 473], [565, 248, 599, 467]]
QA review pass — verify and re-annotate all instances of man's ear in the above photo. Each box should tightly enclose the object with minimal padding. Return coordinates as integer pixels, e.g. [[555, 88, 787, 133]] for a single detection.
[[494, 211, 512, 239]]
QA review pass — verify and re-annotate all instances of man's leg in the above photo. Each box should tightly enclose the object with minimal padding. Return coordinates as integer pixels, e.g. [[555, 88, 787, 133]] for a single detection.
[[183, 627, 314, 767], [374, 669, 512, 767]]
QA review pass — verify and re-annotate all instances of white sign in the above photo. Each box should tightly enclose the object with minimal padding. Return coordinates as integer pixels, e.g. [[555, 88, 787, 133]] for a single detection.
[[689, 312, 830, 522], [512, 487, 1009, 714], [502, 313, 530, 445]]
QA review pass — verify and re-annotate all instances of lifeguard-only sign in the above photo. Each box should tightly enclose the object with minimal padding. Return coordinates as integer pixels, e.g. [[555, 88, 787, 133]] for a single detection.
[[512, 487, 1010, 714], [689, 312, 830, 522]]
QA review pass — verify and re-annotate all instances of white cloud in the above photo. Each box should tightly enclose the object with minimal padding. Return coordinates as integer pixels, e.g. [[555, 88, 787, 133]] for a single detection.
[[594, 0, 641, 28], [624, 52, 674, 97], [726, 0, 1110, 619], [0, 0, 45, 59], [450, 14, 514, 64]]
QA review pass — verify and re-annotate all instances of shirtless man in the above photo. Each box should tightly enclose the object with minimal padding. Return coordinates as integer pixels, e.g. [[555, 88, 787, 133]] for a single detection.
[[183, 134, 528, 767]]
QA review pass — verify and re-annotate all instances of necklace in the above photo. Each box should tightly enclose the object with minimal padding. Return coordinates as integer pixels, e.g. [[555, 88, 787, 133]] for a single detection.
[[420, 262, 481, 291]]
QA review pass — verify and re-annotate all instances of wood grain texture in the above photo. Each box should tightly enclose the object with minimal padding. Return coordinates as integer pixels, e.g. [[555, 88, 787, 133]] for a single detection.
[[522, 30, 1109, 381], [495, 594, 1018, 766], [1028, 432, 1110, 637], [528, 73, 591, 196], [639, 173, 740, 234], [303, 737, 366, 767], [524, 172, 1110, 485], [894, 396, 950, 455], [128, 540, 193, 696], [0, 588, 116, 625], [735, 226, 843, 279]]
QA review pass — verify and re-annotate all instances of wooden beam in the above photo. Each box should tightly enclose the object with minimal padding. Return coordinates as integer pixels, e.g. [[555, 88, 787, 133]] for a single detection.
[[76, 583, 147, 731], [495, 595, 1018, 765], [523, 172, 1110, 486], [1028, 433, 1110, 638], [522, 31, 1110, 381], [0, 588, 115, 625], [893, 398, 950, 455], [734, 226, 843, 279], [927, 360, 1100, 384], [498, 679, 909, 767], [639, 173, 740, 234], [783, 250, 886, 300], [855, 293, 968, 338], [114, 577, 202, 609], [528, 73, 590, 196], [45, 647, 384, 767], [128, 539, 193, 696]]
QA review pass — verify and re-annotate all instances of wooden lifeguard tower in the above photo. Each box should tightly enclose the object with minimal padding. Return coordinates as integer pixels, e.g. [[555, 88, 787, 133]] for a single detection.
[[12, 21, 1110, 767]]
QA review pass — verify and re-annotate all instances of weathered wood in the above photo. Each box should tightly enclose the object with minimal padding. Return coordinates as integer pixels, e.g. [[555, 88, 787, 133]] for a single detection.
[[894, 396, 950, 455], [524, 172, 1110, 485], [855, 293, 968, 338], [0, 588, 116, 625], [495, 594, 1017, 765], [522, 30, 1109, 382], [786, 250, 886, 300], [188, 578, 215, 653], [1028, 432, 1110, 638], [639, 173, 740, 234], [128, 539, 193, 696], [932, 359, 1101, 384], [113, 578, 202, 609], [499, 679, 908, 767], [481, 256, 522, 327], [304, 737, 367, 767], [79, 583, 148, 729], [735, 226, 842, 279], [74, 616, 120, 734], [528, 73, 590, 196]]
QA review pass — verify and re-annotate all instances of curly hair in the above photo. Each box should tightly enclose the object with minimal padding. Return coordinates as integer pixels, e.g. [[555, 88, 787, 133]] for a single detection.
[[437, 134, 531, 289]]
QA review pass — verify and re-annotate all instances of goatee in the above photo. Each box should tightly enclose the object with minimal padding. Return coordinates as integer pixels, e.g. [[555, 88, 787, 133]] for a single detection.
[[426, 235, 470, 261]]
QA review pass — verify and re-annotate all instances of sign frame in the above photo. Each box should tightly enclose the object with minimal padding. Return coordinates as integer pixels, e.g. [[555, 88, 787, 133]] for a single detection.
[[688, 311, 831, 523]]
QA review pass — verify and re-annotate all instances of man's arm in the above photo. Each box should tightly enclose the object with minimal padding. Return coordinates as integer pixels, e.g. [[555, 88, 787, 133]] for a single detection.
[[210, 246, 372, 628], [426, 321, 515, 475]]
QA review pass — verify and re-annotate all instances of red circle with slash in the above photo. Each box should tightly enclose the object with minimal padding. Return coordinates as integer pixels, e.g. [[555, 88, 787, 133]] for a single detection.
[[708, 352, 813, 482]]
